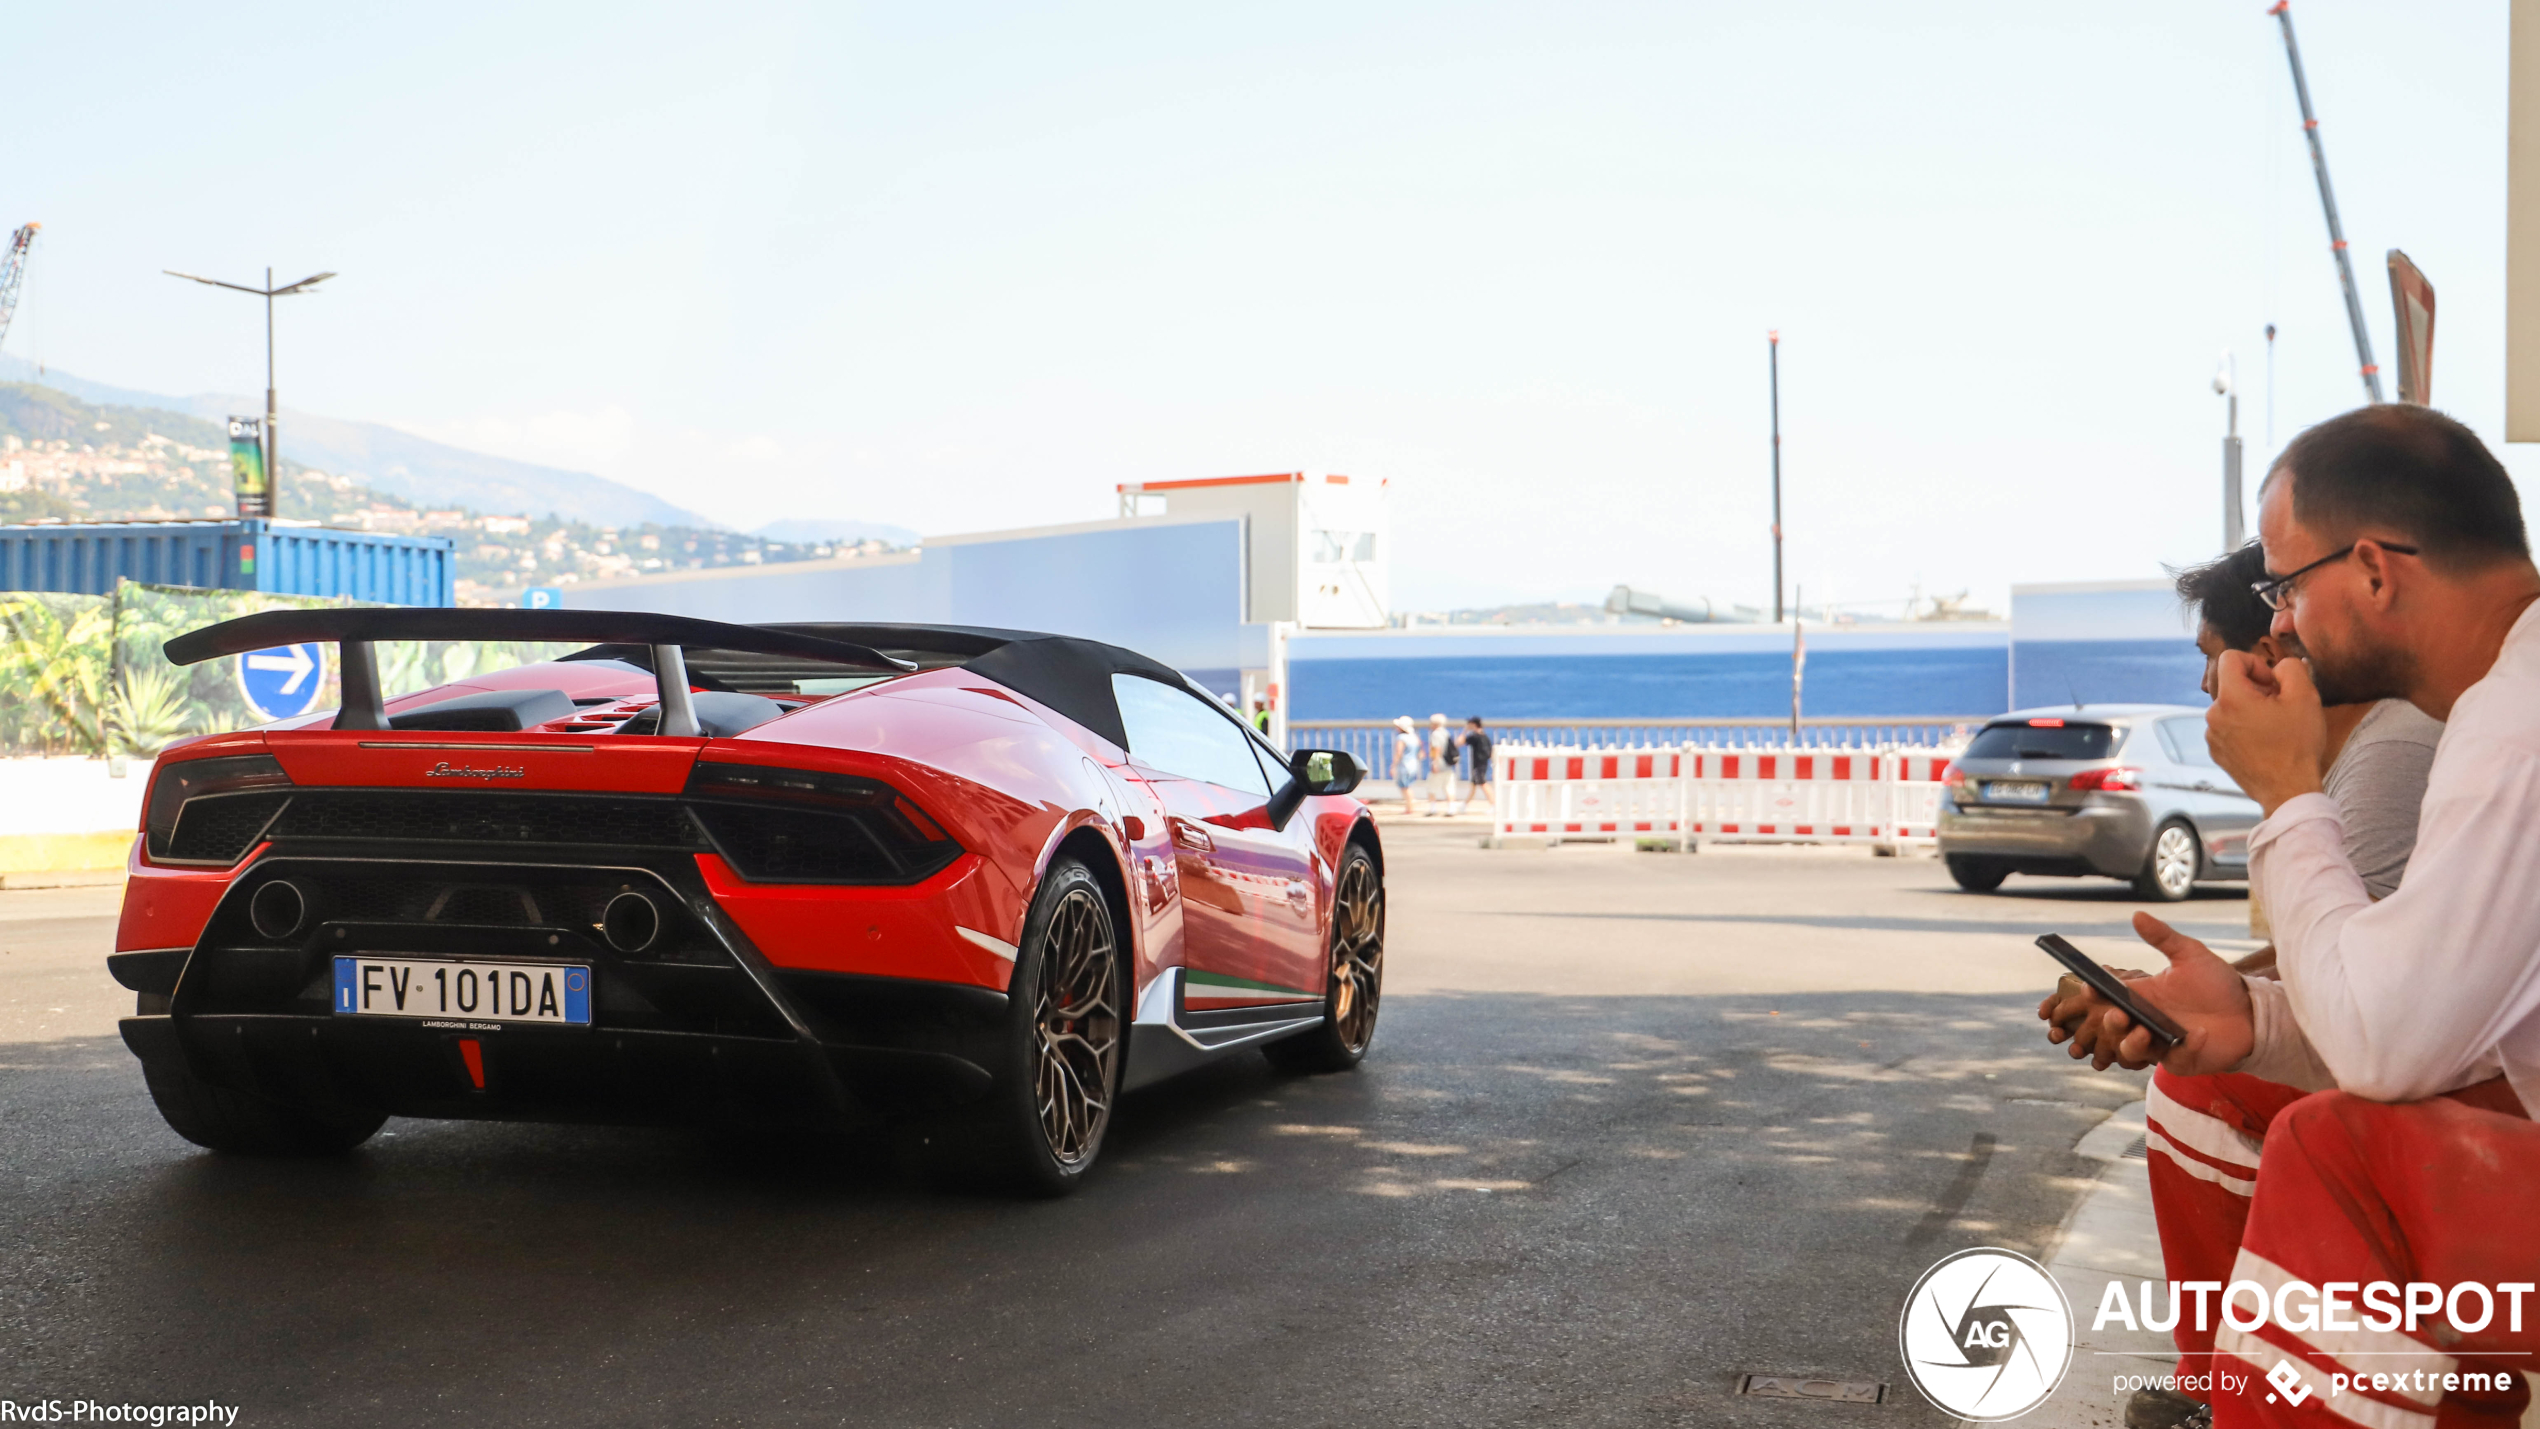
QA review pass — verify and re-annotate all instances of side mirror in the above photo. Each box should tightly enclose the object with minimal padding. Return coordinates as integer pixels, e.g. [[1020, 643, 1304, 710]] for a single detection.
[[1264, 748, 1363, 831], [1293, 748, 1363, 795]]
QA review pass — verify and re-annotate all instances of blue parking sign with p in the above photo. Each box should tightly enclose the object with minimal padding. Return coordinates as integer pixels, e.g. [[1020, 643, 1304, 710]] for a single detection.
[[524, 587, 563, 610], [238, 643, 327, 721]]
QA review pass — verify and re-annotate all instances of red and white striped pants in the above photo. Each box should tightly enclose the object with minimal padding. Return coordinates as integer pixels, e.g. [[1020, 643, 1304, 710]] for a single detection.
[[2146, 1068, 2314, 1394], [2185, 1090, 2537, 1429]]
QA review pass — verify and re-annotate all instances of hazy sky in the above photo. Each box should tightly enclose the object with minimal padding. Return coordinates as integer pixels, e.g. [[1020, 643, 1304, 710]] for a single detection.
[[5, 2, 2519, 613]]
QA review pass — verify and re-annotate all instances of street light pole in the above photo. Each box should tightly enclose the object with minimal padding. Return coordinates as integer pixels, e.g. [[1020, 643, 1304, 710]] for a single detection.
[[2216, 353, 2244, 547], [164, 264, 336, 519], [1769, 331, 1784, 624], [264, 267, 276, 514]]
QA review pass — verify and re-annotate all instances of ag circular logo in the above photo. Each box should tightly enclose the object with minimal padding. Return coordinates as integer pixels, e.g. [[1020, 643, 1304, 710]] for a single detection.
[[1898, 1247, 2073, 1421]]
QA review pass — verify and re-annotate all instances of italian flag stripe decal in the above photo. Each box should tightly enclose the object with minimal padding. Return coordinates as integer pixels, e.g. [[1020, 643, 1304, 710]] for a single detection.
[[1184, 969, 1320, 1008]]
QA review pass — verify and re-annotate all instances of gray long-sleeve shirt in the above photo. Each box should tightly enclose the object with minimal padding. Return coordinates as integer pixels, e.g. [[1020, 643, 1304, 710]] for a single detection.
[[2319, 697, 2444, 901]]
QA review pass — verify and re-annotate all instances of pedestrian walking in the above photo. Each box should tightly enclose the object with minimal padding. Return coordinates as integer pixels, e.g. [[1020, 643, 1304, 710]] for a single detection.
[[1391, 716, 1424, 815], [1453, 717, 1493, 815], [1425, 714, 1456, 810]]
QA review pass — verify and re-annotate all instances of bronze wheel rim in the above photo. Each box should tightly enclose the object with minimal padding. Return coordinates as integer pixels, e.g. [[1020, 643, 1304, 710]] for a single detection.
[[1034, 886, 1119, 1168], [1330, 856, 1383, 1053]]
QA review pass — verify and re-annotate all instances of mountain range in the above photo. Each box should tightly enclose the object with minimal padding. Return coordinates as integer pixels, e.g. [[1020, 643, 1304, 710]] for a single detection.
[[0, 357, 912, 545]]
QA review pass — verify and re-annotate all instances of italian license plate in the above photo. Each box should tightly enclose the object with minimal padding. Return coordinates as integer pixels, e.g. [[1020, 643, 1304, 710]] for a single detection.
[[333, 956, 591, 1026], [1983, 780, 2052, 803]]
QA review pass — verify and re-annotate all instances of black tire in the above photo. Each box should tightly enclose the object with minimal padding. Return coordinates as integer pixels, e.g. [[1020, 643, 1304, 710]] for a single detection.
[[1945, 855, 2009, 893], [2133, 819, 2201, 903], [1264, 841, 1385, 1074], [139, 1058, 386, 1155], [924, 857, 1124, 1196]]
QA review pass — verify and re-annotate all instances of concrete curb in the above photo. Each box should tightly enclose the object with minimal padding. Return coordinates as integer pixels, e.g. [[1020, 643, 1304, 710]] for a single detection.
[[2026, 1099, 2169, 1429]]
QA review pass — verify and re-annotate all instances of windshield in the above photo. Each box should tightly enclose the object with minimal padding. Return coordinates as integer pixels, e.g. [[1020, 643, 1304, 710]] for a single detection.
[[1964, 720, 2117, 762]]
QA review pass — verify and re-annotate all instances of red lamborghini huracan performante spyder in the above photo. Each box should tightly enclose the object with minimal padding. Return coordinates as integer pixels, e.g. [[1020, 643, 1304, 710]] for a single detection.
[[111, 610, 1383, 1195]]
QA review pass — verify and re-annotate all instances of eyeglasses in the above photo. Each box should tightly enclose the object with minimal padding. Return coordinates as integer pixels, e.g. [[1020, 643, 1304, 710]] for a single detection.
[[2250, 541, 2420, 612]]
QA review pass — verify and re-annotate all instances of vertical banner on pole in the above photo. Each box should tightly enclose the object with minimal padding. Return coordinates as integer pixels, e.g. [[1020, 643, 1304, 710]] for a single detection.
[[228, 417, 269, 517], [2388, 249, 2436, 406]]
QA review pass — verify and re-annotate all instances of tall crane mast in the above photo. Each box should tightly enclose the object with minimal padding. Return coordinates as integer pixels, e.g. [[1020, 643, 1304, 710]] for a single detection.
[[2270, 2, 2382, 404], [0, 223, 38, 354]]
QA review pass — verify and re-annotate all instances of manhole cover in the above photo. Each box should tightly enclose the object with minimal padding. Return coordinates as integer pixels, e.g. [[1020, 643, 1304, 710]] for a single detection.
[[1739, 1375, 1885, 1404]]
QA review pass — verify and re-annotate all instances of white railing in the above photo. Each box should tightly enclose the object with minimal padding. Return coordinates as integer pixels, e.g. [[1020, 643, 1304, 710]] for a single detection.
[[1487, 744, 1962, 850]]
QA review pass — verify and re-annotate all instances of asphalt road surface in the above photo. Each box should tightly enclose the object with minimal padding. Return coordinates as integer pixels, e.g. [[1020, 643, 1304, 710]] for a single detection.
[[0, 827, 2242, 1427]]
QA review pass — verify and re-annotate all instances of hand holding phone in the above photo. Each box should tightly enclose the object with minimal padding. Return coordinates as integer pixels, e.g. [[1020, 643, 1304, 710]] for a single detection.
[[2035, 933, 2185, 1051]]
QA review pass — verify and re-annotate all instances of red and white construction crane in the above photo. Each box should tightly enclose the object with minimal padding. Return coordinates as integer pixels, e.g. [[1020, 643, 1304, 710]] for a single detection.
[[2270, 3, 2383, 404], [0, 223, 38, 354]]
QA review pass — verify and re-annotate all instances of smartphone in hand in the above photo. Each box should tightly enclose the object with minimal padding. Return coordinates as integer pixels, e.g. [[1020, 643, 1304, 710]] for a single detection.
[[2036, 933, 2185, 1051]]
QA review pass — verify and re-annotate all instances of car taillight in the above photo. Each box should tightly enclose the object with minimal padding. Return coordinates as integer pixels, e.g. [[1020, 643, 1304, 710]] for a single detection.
[[2069, 767, 2143, 792], [684, 761, 961, 885], [143, 753, 294, 865], [1940, 760, 1968, 793]]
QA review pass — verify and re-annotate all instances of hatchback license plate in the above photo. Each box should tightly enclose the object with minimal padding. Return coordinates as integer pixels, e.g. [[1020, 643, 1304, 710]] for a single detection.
[[1983, 780, 2052, 803], [333, 956, 592, 1026]]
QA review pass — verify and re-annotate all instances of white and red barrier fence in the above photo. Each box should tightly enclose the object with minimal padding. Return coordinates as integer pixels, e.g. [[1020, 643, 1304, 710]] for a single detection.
[[1487, 745, 1962, 850]]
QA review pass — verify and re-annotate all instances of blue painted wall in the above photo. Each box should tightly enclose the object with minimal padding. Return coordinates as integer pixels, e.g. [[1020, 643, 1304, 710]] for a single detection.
[[2007, 581, 2199, 711], [1290, 646, 2011, 720], [2011, 640, 2206, 709]]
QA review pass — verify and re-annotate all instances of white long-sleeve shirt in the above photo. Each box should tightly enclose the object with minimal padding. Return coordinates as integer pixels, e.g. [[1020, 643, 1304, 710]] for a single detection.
[[2245, 600, 2540, 1107]]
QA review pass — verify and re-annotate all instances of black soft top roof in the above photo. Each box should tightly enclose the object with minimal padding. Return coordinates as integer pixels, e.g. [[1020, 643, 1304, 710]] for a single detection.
[[568, 622, 1195, 751], [162, 607, 1202, 751]]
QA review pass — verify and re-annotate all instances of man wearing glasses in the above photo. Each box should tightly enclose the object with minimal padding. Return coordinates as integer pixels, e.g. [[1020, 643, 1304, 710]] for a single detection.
[[2065, 404, 2540, 1428]]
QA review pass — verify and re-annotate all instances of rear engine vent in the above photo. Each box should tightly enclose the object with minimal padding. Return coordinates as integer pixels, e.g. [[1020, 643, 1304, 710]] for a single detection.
[[388, 687, 578, 732], [685, 762, 961, 886], [269, 792, 704, 849]]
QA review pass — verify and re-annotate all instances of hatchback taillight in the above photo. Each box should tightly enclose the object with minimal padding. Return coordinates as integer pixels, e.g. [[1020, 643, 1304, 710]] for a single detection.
[[144, 753, 294, 865], [2069, 767, 2143, 792]]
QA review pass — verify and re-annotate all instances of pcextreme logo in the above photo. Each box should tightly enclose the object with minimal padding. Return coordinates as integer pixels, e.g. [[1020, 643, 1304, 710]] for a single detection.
[[1899, 1247, 2075, 1421]]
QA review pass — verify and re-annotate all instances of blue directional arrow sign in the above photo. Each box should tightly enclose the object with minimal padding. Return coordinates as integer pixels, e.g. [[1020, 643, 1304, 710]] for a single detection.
[[238, 643, 327, 721]]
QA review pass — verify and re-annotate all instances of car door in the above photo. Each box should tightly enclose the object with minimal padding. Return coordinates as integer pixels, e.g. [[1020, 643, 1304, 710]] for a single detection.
[[2158, 715, 2260, 873], [1109, 675, 1323, 1008]]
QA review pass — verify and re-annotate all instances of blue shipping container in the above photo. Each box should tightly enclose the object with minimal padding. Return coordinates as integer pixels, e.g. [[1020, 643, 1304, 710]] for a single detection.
[[0, 519, 454, 606]]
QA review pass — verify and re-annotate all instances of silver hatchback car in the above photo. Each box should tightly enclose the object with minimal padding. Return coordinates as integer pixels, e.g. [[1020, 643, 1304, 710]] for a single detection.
[[1936, 704, 2258, 901]]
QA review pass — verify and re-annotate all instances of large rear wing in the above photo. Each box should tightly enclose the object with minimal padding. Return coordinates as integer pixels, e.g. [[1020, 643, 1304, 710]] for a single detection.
[[162, 608, 917, 736]]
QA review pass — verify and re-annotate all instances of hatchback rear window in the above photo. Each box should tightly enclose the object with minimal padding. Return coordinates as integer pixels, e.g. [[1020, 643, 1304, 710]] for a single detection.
[[1964, 721, 2117, 761]]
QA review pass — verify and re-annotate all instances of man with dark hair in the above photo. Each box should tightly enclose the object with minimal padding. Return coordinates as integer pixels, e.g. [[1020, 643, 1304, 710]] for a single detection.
[[2056, 540, 2441, 1429], [2066, 405, 2540, 1429], [2168, 543, 2439, 899]]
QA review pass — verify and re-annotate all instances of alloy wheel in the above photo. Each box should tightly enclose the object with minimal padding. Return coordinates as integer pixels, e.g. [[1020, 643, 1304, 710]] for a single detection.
[[1329, 855, 1384, 1053], [2154, 825, 2198, 898], [1032, 887, 1119, 1168]]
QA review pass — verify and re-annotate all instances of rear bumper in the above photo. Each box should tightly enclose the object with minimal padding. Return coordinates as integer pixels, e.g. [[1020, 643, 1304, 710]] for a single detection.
[[1937, 800, 2151, 877], [122, 970, 1006, 1127], [119, 846, 1022, 1128]]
